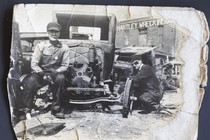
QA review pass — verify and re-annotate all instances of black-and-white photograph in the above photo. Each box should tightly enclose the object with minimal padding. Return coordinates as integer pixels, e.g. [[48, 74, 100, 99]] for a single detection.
[[7, 4, 208, 140]]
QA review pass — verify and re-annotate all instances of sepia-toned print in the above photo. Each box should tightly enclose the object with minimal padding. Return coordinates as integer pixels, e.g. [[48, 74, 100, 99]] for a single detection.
[[8, 4, 208, 140]]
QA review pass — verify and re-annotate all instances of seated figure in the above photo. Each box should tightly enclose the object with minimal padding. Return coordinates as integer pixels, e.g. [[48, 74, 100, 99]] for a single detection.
[[21, 22, 70, 119]]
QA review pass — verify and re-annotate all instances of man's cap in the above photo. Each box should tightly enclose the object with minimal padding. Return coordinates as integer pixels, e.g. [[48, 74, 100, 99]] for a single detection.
[[47, 22, 61, 31]]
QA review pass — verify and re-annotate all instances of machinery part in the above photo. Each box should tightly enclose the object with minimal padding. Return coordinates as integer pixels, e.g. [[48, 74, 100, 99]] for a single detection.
[[113, 84, 121, 97], [122, 78, 133, 118], [77, 71, 83, 77], [92, 76, 97, 88], [104, 84, 111, 95], [86, 67, 93, 76], [67, 87, 104, 92], [69, 95, 122, 104], [88, 47, 96, 63], [71, 63, 92, 88], [129, 94, 137, 114]]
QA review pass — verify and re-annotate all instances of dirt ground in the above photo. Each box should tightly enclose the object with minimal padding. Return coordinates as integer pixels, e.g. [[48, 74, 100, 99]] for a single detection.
[[14, 90, 183, 140]]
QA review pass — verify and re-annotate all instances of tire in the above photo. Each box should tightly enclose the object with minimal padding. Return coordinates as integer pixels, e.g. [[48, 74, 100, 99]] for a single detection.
[[122, 78, 133, 118]]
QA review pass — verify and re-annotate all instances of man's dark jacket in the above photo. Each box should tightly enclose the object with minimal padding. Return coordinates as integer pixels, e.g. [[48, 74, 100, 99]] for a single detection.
[[132, 64, 163, 103]]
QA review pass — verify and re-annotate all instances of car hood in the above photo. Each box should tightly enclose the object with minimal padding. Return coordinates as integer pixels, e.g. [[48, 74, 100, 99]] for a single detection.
[[116, 46, 157, 56]]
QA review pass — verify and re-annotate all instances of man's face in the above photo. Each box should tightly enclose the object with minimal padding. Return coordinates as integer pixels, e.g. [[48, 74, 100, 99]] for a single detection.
[[133, 60, 142, 70], [48, 30, 60, 41]]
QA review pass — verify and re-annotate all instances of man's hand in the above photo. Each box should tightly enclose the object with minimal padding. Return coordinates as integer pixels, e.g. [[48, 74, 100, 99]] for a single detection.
[[43, 74, 54, 84], [37, 71, 45, 77], [128, 76, 133, 79], [36, 71, 54, 84], [49, 68, 58, 75]]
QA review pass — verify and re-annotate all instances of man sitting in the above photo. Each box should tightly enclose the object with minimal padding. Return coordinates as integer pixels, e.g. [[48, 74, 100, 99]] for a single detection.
[[21, 22, 70, 119]]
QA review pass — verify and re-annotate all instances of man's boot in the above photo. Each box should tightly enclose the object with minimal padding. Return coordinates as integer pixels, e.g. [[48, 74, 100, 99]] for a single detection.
[[51, 108, 65, 119]]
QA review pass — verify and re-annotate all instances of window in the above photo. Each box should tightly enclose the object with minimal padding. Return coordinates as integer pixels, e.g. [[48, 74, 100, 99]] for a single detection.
[[138, 28, 147, 47], [69, 26, 101, 41]]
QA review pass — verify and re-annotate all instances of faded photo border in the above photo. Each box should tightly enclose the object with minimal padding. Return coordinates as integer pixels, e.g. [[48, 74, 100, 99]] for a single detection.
[[0, 1, 210, 140]]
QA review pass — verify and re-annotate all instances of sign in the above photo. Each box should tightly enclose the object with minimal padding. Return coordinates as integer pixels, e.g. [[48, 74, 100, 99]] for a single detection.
[[117, 18, 174, 31]]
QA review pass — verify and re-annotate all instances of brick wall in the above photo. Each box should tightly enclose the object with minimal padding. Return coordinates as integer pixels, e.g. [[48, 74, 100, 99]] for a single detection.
[[116, 21, 176, 57]]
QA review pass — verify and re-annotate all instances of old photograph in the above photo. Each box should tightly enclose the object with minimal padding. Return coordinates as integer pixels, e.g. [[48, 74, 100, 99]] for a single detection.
[[7, 4, 208, 140]]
